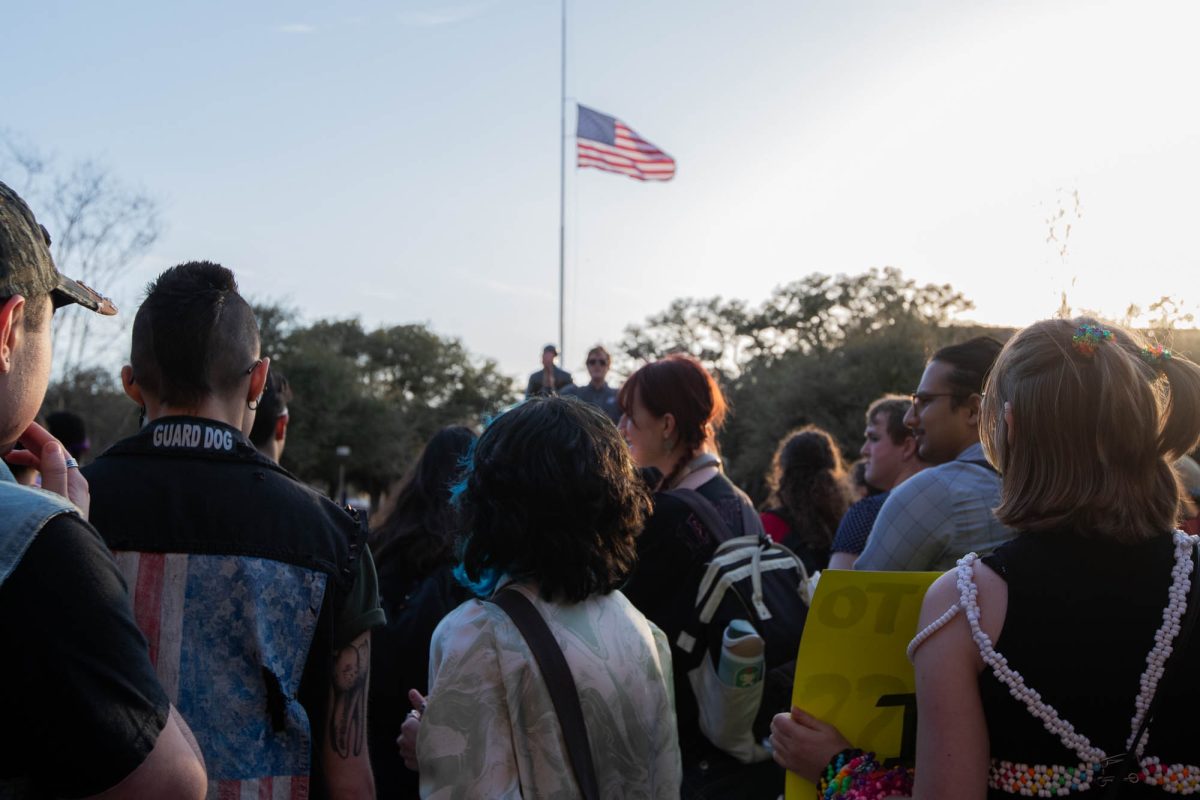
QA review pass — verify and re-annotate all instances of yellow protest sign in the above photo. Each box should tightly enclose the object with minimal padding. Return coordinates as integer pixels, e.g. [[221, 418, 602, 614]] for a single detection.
[[784, 569, 940, 800]]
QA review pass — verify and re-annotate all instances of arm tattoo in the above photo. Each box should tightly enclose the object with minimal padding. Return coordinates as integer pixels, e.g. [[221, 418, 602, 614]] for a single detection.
[[329, 637, 370, 758]]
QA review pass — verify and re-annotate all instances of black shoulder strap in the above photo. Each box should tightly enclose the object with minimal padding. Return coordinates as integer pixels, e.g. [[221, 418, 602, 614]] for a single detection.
[[1104, 541, 1200, 798], [664, 488, 737, 543], [488, 588, 600, 800]]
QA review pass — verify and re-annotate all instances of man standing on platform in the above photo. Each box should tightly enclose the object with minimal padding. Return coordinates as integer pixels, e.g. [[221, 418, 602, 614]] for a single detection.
[[563, 345, 621, 423], [525, 343, 573, 398]]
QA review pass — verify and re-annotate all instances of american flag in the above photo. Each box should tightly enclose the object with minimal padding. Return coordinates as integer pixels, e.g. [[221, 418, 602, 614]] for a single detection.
[[576, 105, 675, 182]]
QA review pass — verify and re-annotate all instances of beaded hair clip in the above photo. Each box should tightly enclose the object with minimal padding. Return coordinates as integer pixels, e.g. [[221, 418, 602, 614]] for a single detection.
[[1071, 324, 1113, 357], [1140, 344, 1173, 370]]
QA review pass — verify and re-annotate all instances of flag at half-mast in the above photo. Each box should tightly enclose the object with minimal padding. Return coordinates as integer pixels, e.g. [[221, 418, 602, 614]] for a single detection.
[[576, 105, 675, 182]]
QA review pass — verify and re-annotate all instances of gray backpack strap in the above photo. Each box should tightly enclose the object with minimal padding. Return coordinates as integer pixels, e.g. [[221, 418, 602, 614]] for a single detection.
[[735, 487, 766, 540]]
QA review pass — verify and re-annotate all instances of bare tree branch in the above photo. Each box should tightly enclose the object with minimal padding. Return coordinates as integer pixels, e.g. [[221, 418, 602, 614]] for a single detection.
[[0, 133, 161, 379]]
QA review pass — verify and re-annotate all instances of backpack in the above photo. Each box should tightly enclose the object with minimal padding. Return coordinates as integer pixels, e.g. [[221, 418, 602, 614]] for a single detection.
[[664, 488, 814, 762]]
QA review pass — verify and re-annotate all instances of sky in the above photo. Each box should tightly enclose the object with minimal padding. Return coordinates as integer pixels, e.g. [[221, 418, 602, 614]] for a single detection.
[[7, 0, 1200, 384]]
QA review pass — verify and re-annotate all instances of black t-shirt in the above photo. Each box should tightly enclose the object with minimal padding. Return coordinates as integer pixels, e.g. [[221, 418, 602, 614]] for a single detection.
[[624, 474, 786, 794], [623, 475, 744, 748], [369, 562, 470, 800], [624, 475, 741, 642], [0, 514, 169, 798]]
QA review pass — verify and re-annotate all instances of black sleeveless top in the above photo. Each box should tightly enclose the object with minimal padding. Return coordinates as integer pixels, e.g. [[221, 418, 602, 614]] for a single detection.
[[979, 528, 1200, 797]]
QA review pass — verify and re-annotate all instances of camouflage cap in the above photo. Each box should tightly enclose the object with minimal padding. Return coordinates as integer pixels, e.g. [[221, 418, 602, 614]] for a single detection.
[[0, 180, 117, 316]]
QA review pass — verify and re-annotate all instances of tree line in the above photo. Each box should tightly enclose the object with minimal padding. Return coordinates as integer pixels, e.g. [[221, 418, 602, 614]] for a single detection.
[[41, 267, 1018, 506], [19, 132, 1198, 507], [614, 267, 1015, 500]]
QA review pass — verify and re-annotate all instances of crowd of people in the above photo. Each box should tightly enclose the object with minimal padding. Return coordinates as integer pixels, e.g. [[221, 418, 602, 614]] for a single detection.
[[3, 172, 1200, 800]]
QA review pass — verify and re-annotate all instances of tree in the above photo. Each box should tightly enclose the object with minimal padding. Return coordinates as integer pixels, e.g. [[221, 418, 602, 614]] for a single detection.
[[618, 296, 755, 378], [40, 367, 139, 465], [721, 317, 1014, 503], [1, 130, 162, 379], [618, 267, 990, 501], [617, 267, 973, 377], [254, 306, 515, 505]]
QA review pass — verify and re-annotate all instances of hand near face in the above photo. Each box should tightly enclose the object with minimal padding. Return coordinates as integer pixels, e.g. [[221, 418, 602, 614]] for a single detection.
[[6, 421, 90, 518]]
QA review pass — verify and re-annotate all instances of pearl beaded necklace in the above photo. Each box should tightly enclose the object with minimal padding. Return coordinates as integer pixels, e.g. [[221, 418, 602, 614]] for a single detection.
[[924, 531, 1199, 769]]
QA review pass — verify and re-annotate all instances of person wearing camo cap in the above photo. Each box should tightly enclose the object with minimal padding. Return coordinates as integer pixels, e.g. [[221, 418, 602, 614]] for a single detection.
[[0, 180, 206, 798]]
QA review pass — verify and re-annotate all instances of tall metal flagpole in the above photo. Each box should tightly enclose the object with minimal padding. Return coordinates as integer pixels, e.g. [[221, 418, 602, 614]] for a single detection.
[[558, 0, 567, 363]]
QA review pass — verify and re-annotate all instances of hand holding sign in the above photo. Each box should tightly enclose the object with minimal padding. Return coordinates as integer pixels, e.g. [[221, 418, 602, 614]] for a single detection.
[[770, 706, 850, 781], [783, 569, 940, 799]]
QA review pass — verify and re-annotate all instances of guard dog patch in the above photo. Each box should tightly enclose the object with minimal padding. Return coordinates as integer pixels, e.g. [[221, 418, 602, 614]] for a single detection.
[[151, 422, 235, 452]]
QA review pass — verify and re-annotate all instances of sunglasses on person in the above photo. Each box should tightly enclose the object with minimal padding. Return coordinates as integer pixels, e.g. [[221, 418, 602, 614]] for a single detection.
[[587, 358, 608, 366]]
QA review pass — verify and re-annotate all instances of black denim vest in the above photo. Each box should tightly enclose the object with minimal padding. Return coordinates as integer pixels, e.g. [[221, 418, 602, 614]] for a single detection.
[[84, 416, 366, 583]]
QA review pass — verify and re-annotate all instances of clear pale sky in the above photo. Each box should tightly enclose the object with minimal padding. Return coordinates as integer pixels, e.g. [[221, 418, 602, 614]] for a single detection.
[[8, 0, 1200, 382]]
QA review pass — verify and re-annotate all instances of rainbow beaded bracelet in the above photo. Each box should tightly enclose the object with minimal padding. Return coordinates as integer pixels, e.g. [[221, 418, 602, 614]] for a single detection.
[[817, 748, 914, 800]]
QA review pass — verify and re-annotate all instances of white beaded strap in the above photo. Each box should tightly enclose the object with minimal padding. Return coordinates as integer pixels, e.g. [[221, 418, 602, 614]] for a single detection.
[[958, 532, 1199, 769], [906, 602, 961, 662], [1125, 531, 1197, 756], [956, 552, 1107, 764]]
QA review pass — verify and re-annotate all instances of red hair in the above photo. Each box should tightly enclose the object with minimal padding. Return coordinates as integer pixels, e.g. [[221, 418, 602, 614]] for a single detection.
[[618, 354, 728, 488]]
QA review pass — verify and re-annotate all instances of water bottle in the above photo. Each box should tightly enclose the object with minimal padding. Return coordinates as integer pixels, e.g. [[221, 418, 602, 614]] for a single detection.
[[718, 619, 765, 688]]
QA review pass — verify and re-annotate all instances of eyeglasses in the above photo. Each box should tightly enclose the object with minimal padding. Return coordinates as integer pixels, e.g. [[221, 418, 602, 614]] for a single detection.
[[587, 359, 608, 366], [245, 358, 264, 375], [909, 391, 968, 411]]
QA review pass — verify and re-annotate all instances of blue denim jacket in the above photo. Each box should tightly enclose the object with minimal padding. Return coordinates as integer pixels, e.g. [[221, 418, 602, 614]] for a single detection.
[[0, 461, 76, 589], [84, 417, 372, 797]]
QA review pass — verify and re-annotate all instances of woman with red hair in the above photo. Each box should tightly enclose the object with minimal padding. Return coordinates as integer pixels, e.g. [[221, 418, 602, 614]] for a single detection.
[[618, 354, 784, 799]]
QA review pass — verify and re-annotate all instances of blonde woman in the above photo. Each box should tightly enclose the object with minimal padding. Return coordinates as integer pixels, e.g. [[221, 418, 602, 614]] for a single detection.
[[772, 319, 1200, 799]]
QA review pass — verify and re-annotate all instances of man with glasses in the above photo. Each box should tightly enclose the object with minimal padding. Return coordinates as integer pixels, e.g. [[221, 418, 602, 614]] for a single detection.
[[563, 344, 621, 423], [855, 336, 1013, 571]]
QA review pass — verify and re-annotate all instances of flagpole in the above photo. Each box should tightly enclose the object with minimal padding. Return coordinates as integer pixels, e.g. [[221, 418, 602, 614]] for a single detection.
[[558, 0, 567, 363]]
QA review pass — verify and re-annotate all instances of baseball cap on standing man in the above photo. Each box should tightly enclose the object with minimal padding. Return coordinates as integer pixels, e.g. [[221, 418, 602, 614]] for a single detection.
[[0, 180, 117, 315]]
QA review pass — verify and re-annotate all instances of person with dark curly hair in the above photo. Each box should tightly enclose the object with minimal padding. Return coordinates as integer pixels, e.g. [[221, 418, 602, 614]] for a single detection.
[[367, 426, 475, 800], [400, 397, 680, 798], [847, 458, 880, 501], [759, 425, 853, 573]]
